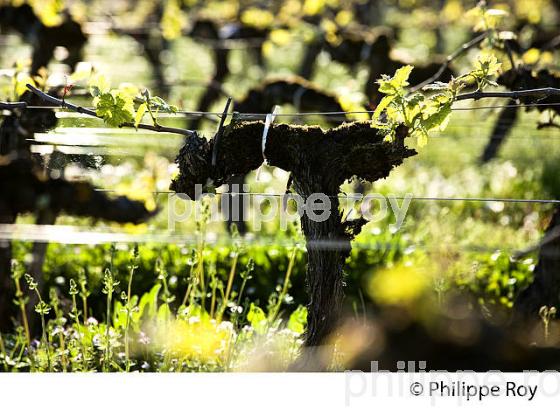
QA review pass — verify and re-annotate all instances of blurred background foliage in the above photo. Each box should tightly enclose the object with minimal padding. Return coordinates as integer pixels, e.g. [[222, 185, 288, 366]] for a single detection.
[[1, 0, 560, 370]]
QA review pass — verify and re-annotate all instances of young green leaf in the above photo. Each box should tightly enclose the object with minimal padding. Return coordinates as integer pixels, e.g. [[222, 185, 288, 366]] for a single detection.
[[475, 53, 502, 78], [373, 95, 394, 120], [135, 102, 148, 128], [392, 65, 414, 89], [421, 103, 452, 132], [377, 65, 414, 95], [287, 305, 307, 335], [247, 303, 267, 333], [95, 92, 135, 127], [149, 96, 178, 114]]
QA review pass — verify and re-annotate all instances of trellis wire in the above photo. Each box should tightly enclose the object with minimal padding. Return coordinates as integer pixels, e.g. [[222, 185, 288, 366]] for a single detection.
[[8, 101, 560, 117], [94, 189, 560, 204], [1, 191, 550, 250], [28, 131, 560, 143], [0, 223, 540, 255]]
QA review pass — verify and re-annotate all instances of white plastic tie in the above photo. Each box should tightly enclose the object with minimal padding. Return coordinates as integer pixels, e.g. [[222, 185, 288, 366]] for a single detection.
[[261, 105, 280, 162], [256, 105, 280, 181]]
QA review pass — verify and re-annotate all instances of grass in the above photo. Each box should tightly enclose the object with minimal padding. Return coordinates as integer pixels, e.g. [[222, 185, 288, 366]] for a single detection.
[[1, 241, 306, 372]]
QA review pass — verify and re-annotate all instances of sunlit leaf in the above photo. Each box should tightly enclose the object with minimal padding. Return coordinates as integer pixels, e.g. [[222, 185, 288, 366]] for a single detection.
[[373, 95, 394, 120], [421, 103, 452, 132], [247, 303, 267, 333], [95, 92, 135, 127], [377, 65, 413, 95], [287, 306, 307, 335], [392, 65, 414, 88], [15, 74, 35, 97], [134, 102, 148, 127]]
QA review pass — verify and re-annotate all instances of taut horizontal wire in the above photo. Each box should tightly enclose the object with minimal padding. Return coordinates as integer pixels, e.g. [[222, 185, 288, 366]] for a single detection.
[[29, 132, 560, 144], [94, 189, 560, 204], [7, 101, 560, 117]]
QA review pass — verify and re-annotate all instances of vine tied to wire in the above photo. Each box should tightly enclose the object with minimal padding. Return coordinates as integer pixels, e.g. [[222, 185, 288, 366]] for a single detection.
[[25, 84, 197, 138]]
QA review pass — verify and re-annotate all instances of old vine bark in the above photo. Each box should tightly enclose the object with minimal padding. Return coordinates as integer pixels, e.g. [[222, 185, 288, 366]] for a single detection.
[[171, 121, 415, 359]]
